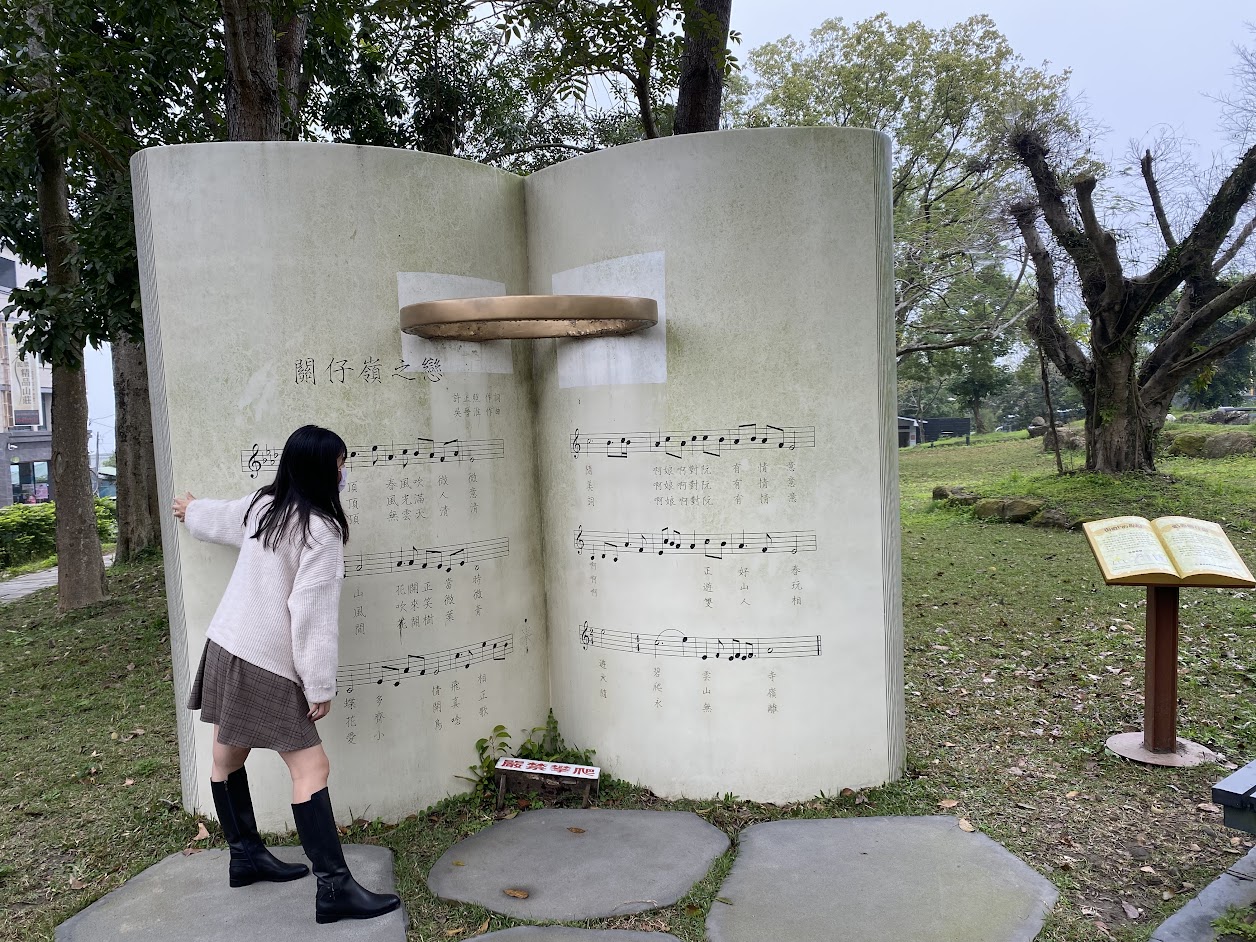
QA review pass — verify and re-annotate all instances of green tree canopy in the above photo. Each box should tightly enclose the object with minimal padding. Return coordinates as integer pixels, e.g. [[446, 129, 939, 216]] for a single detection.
[[726, 13, 1082, 358]]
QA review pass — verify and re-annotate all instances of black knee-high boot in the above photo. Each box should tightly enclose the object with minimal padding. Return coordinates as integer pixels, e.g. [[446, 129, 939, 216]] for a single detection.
[[292, 787, 401, 923], [211, 768, 310, 887]]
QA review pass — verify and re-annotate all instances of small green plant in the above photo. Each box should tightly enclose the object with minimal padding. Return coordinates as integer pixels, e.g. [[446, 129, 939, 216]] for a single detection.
[[458, 724, 511, 798], [1214, 905, 1256, 940], [516, 709, 596, 766]]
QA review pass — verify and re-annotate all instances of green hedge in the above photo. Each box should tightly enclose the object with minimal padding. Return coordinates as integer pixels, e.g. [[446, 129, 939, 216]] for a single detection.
[[0, 499, 116, 569]]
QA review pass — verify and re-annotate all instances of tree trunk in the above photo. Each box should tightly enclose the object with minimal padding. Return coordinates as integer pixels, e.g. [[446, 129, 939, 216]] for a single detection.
[[111, 335, 161, 560], [221, 0, 281, 141], [34, 115, 106, 608], [275, 11, 310, 141], [674, 0, 733, 135], [969, 400, 986, 434], [1086, 350, 1158, 473]]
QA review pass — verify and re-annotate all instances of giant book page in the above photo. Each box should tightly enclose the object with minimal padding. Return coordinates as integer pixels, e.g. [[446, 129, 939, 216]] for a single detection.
[[528, 129, 903, 799], [134, 144, 549, 830]]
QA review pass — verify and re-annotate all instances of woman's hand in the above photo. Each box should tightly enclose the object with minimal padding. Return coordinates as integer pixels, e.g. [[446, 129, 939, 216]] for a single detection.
[[308, 701, 331, 721], [172, 492, 195, 521]]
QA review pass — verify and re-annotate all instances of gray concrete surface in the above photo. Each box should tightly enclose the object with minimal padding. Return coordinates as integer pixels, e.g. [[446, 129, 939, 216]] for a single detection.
[[705, 816, 1057, 942], [1151, 847, 1256, 942], [428, 809, 728, 921], [0, 554, 113, 602], [56, 845, 404, 941], [479, 930, 680, 941]]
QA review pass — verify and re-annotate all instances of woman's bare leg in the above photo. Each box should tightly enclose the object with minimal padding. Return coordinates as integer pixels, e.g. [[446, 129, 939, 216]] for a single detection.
[[211, 725, 251, 782], [280, 743, 331, 803]]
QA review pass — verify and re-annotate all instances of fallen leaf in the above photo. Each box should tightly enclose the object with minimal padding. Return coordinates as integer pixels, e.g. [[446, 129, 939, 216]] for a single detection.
[[685, 904, 702, 916], [1196, 802, 1221, 814], [69, 877, 87, 890], [714, 897, 733, 905], [123, 778, 134, 787], [110, 732, 118, 740], [938, 799, 959, 809], [567, 827, 586, 834], [193, 822, 210, 841], [444, 927, 465, 937], [503, 811, 518, 820], [503, 888, 529, 899], [453, 861, 465, 867], [1081, 907, 1101, 917], [958, 819, 976, 832], [839, 787, 855, 797], [181, 847, 203, 856], [1140, 866, 1156, 874], [1121, 900, 1140, 920], [1065, 791, 1079, 799], [475, 918, 490, 935]]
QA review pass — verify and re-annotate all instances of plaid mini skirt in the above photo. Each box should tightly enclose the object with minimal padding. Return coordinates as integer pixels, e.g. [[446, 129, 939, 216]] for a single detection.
[[187, 640, 321, 753]]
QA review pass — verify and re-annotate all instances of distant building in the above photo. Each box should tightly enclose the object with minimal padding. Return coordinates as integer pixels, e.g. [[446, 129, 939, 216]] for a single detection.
[[0, 251, 55, 507]]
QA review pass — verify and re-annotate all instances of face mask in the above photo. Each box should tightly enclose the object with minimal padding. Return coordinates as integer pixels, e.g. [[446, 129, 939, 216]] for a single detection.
[[338, 467, 348, 493]]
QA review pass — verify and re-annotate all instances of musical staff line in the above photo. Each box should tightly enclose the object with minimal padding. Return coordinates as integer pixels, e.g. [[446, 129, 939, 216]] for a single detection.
[[241, 438, 505, 477], [337, 633, 514, 688], [577, 622, 822, 661], [575, 526, 816, 561], [570, 424, 815, 460], [346, 537, 509, 578]]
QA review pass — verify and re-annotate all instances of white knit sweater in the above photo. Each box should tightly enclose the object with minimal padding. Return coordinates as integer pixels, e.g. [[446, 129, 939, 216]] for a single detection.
[[185, 493, 344, 704]]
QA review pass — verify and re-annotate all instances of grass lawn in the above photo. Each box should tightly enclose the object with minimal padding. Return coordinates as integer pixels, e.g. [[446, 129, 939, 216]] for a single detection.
[[2, 437, 1254, 941]]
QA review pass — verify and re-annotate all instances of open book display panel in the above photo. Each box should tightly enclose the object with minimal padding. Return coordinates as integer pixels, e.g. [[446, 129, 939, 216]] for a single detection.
[[1082, 516, 1256, 589], [133, 129, 903, 829]]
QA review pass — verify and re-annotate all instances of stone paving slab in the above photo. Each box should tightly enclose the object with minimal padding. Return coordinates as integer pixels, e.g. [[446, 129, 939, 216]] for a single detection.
[[1151, 846, 1256, 942], [57, 845, 404, 941], [480, 930, 681, 941], [706, 816, 1057, 942], [428, 809, 728, 921]]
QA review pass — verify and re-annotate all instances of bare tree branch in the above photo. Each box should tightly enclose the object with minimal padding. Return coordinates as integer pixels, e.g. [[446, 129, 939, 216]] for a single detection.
[[1215, 212, 1256, 273], [1143, 315, 1256, 406], [1074, 175, 1124, 308], [1010, 200, 1094, 393], [1009, 127, 1109, 310], [1141, 270, 1256, 390], [1140, 149, 1178, 248]]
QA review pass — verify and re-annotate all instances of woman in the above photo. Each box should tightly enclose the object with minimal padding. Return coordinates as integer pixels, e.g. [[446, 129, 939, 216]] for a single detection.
[[175, 424, 399, 924]]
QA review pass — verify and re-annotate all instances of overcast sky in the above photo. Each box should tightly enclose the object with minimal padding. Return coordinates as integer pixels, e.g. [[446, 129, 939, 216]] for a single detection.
[[732, 0, 1251, 166]]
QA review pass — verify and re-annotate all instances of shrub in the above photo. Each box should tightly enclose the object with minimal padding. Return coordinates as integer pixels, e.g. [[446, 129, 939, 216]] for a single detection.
[[0, 499, 117, 569]]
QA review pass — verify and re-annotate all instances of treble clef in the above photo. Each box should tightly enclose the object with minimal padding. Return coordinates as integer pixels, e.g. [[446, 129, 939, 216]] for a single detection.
[[575, 525, 585, 553], [579, 620, 593, 649], [571, 428, 582, 458], [248, 444, 263, 479]]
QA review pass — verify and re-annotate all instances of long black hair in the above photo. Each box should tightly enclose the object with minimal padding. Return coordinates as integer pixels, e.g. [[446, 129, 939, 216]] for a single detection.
[[247, 425, 350, 549]]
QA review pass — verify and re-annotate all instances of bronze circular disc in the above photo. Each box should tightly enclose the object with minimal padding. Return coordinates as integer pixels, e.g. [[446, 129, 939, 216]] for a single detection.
[[400, 294, 658, 341], [1104, 732, 1219, 767]]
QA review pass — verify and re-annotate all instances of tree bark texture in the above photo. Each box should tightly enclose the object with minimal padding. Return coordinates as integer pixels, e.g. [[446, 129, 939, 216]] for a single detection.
[[111, 336, 161, 560], [1010, 131, 1256, 473], [275, 11, 309, 140], [221, 0, 282, 141], [674, 0, 733, 135], [34, 115, 107, 609]]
